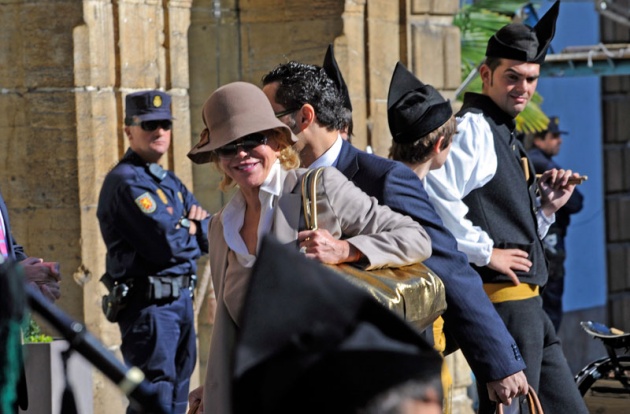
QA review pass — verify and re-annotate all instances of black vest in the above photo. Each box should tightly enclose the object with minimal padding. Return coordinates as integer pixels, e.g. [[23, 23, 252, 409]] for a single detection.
[[459, 93, 548, 286]]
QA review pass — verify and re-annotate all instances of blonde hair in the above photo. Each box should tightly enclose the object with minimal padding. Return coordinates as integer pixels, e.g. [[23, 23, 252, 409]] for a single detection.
[[212, 128, 300, 192]]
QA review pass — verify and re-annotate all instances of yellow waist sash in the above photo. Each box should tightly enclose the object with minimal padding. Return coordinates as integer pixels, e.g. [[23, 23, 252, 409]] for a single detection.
[[483, 283, 539, 303]]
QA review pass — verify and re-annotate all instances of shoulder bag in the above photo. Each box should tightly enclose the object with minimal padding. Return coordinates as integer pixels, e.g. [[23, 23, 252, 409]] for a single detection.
[[301, 167, 447, 331], [496, 388, 544, 414]]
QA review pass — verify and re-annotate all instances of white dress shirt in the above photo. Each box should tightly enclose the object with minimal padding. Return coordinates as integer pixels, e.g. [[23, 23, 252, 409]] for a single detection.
[[221, 161, 283, 268]]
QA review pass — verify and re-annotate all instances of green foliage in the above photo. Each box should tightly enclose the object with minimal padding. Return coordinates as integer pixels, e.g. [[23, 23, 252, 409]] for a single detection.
[[23, 318, 53, 343], [454, 0, 549, 132]]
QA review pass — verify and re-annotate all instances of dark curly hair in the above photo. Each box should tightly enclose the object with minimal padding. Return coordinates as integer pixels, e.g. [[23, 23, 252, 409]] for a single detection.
[[262, 61, 346, 132]]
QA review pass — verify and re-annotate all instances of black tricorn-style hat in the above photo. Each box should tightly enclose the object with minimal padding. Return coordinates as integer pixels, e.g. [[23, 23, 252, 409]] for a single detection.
[[486, 0, 560, 64], [387, 62, 453, 144], [323, 44, 352, 112], [232, 235, 442, 414]]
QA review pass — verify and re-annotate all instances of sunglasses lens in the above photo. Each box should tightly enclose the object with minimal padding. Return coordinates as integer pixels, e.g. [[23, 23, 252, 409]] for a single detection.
[[140, 120, 172, 131], [215, 134, 267, 158]]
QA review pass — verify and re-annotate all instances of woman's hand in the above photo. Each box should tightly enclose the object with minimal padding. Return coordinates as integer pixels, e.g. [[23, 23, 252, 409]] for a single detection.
[[187, 386, 204, 414], [298, 229, 362, 264]]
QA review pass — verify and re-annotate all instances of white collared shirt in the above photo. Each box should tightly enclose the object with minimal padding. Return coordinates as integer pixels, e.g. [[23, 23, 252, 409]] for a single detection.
[[309, 134, 343, 169], [221, 161, 283, 267]]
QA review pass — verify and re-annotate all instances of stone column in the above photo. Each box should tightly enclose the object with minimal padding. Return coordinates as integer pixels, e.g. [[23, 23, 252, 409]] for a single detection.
[[0, 1, 195, 412]]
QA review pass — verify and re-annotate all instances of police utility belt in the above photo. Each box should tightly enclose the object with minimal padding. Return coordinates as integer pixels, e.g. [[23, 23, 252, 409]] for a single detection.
[[100, 273, 196, 323]]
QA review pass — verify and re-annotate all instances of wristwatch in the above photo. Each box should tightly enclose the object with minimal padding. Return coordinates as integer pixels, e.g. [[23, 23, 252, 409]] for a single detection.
[[178, 217, 191, 229]]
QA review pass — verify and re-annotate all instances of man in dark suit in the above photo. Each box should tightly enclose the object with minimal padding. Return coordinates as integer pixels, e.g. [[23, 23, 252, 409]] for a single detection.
[[0, 187, 62, 412], [0, 191, 61, 302], [262, 59, 528, 407]]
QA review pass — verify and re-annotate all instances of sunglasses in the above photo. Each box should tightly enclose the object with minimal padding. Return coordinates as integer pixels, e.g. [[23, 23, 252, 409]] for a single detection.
[[274, 107, 300, 118], [132, 120, 172, 131], [214, 133, 268, 159]]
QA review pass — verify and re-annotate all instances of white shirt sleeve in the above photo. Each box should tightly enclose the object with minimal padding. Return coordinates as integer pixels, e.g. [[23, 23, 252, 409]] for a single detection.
[[536, 196, 555, 238], [425, 113, 497, 266]]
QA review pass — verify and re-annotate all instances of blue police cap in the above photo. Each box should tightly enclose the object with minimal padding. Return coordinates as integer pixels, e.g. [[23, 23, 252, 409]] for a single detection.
[[546, 116, 568, 135], [125, 90, 173, 122]]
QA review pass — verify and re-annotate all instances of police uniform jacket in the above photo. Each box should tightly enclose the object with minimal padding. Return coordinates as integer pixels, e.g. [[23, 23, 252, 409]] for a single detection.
[[202, 166, 431, 414], [97, 149, 209, 281]]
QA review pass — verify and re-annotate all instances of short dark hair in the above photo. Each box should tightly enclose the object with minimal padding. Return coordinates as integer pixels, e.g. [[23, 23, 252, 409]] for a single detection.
[[484, 56, 503, 72], [262, 61, 347, 132], [389, 115, 457, 165]]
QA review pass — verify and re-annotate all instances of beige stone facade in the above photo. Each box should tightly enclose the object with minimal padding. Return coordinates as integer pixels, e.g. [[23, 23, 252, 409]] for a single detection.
[[0, 0, 472, 412]]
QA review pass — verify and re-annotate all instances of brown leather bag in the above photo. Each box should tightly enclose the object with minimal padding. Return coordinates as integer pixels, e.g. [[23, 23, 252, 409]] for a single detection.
[[496, 389, 544, 414], [301, 167, 446, 331]]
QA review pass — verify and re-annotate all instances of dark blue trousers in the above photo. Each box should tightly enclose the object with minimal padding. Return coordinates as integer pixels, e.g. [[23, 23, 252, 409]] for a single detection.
[[118, 288, 196, 414]]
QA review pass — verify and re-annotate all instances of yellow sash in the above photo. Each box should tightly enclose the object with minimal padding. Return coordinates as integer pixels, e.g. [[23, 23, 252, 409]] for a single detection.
[[483, 283, 539, 303]]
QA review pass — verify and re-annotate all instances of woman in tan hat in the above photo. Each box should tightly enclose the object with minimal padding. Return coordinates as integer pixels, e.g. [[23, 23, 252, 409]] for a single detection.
[[186, 81, 432, 414]]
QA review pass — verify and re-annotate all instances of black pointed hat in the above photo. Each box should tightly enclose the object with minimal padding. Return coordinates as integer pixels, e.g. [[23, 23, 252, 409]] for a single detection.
[[323, 44, 353, 112], [232, 235, 442, 414], [486, 0, 560, 64], [387, 62, 452, 144]]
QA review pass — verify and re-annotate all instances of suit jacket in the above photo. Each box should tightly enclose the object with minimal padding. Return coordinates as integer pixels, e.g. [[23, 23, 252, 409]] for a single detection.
[[0, 190, 27, 262], [202, 166, 430, 414], [335, 140, 526, 383]]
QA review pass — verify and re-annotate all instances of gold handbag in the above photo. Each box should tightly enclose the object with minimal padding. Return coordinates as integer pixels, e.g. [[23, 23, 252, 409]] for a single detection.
[[301, 167, 447, 331]]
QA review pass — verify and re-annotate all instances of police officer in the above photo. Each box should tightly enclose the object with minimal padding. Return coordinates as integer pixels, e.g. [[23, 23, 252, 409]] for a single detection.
[[528, 116, 584, 331], [97, 90, 209, 414]]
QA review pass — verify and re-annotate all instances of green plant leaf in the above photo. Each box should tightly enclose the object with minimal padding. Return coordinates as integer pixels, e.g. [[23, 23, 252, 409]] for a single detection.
[[23, 318, 53, 343]]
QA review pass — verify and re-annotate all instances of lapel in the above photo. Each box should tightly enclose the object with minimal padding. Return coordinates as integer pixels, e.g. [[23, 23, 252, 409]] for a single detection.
[[272, 169, 302, 244], [336, 140, 360, 180]]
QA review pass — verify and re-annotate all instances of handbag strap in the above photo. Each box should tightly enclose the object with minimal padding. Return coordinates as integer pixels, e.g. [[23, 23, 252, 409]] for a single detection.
[[496, 388, 544, 414], [301, 167, 325, 231]]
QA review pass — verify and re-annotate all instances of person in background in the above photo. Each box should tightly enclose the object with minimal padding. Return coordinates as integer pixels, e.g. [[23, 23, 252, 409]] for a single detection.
[[322, 44, 353, 140], [261, 53, 528, 410], [0, 183, 62, 413], [386, 61, 459, 412], [424, 2, 588, 412], [185, 81, 430, 414], [528, 116, 584, 331], [97, 90, 209, 414]]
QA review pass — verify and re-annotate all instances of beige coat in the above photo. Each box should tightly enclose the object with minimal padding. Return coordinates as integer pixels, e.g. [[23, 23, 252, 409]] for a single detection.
[[202, 166, 431, 413]]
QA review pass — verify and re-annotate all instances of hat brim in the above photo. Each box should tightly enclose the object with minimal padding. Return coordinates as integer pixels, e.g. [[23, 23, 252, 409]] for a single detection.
[[187, 123, 297, 164], [134, 112, 174, 122]]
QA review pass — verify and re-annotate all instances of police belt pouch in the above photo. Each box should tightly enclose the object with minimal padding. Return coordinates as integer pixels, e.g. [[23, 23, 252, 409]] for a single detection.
[[100, 274, 129, 323], [301, 168, 447, 331]]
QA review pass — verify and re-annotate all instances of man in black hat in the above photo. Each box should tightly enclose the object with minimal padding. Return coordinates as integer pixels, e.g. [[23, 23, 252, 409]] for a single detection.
[[528, 116, 584, 331], [424, 2, 588, 412], [322, 44, 354, 140], [97, 90, 210, 414], [262, 52, 529, 409], [231, 235, 444, 414]]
